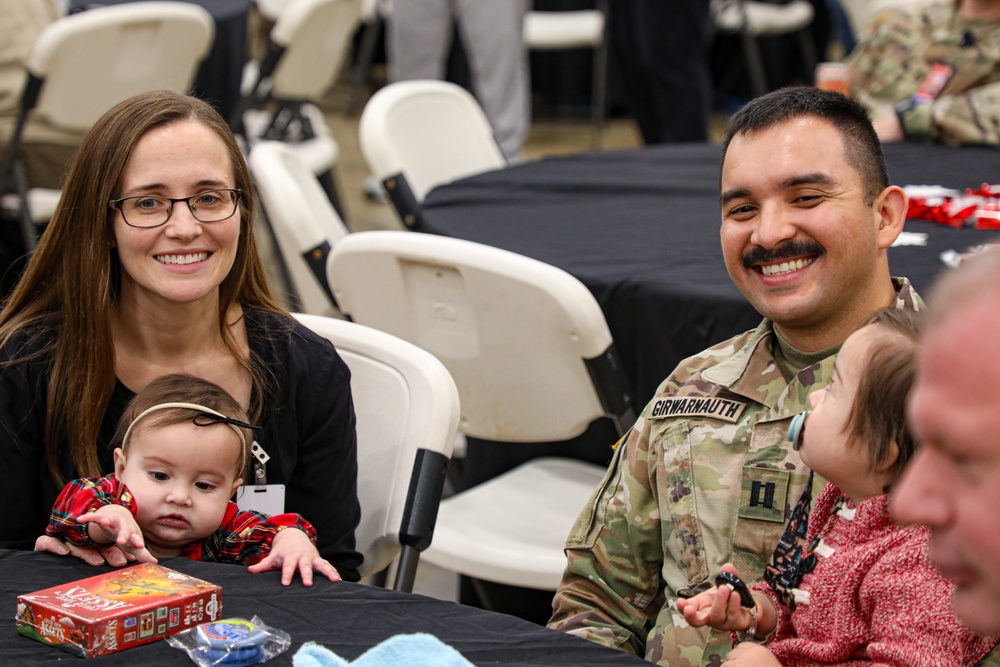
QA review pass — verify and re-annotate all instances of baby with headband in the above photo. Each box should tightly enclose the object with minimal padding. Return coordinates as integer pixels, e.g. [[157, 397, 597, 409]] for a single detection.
[[44, 374, 340, 586]]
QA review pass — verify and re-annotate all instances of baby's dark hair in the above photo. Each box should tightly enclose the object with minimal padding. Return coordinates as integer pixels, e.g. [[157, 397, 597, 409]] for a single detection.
[[113, 374, 251, 479], [847, 308, 922, 484]]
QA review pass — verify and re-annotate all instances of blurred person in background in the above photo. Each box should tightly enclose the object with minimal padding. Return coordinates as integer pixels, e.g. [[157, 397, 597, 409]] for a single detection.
[[608, 0, 713, 143], [848, 0, 1000, 145], [387, 0, 530, 161]]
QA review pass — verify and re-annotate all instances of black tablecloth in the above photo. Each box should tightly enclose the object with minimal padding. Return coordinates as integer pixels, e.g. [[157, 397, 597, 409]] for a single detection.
[[1, 550, 648, 666], [70, 0, 249, 121], [422, 141, 1000, 406]]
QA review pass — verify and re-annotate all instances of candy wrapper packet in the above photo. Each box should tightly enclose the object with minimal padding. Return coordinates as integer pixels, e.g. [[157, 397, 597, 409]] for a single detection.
[[167, 615, 290, 666]]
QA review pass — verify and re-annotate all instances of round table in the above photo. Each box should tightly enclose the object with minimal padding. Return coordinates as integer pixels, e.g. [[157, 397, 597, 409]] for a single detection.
[[2, 550, 650, 666]]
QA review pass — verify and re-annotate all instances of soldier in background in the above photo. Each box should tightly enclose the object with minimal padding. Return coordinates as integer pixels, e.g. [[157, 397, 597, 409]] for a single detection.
[[547, 86, 922, 667], [847, 0, 1000, 145]]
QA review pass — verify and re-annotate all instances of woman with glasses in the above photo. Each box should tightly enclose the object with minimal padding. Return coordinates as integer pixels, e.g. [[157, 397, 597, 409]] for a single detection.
[[0, 90, 363, 582]]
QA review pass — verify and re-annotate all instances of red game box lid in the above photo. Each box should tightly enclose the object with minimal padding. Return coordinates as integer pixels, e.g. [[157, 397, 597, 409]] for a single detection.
[[17, 563, 221, 657]]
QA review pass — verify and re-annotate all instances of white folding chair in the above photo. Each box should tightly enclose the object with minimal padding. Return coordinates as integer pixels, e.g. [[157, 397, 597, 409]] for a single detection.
[[523, 1, 608, 148], [712, 0, 816, 98], [249, 141, 349, 315], [358, 80, 507, 230], [235, 0, 363, 217], [0, 1, 214, 249], [293, 313, 460, 592], [326, 230, 635, 593]]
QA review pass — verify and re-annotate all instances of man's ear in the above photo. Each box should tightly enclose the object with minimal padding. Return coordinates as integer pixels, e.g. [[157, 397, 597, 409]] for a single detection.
[[113, 448, 126, 477], [873, 185, 908, 250]]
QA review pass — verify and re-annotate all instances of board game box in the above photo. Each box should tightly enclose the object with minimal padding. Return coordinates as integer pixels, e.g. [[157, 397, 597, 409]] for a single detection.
[[16, 563, 221, 658]]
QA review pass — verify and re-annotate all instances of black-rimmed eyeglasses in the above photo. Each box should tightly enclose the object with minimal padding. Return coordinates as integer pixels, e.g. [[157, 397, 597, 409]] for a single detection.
[[109, 188, 242, 228]]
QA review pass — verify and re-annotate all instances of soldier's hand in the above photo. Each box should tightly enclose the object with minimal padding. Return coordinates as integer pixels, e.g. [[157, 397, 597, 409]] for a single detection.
[[677, 564, 754, 631], [676, 586, 719, 627], [873, 113, 904, 142]]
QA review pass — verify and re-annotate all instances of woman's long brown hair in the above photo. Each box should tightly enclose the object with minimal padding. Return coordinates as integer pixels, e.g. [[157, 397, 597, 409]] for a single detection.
[[0, 90, 286, 484]]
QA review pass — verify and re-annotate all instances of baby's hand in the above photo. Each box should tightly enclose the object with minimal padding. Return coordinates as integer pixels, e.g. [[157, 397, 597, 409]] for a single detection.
[[248, 528, 341, 586], [723, 641, 781, 665], [75, 506, 156, 564], [676, 564, 754, 632]]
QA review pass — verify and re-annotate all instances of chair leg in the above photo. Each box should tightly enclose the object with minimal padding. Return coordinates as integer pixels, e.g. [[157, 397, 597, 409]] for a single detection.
[[590, 35, 608, 150], [740, 31, 769, 98], [591, 0, 610, 150], [469, 576, 498, 611], [369, 567, 389, 588], [714, 53, 745, 108], [317, 168, 348, 225], [346, 16, 384, 116], [12, 162, 38, 251], [795, 27, 817, 85], [393, 546, 421, 593], [255, 199, 303, 311]]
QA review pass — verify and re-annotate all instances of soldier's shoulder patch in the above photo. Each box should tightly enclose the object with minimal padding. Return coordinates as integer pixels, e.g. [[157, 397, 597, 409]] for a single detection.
[[648, 396, 746, 423]]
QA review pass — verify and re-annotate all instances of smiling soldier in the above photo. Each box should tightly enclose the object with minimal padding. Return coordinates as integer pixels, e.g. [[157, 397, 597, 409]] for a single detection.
[[548, 87, 923, 667]]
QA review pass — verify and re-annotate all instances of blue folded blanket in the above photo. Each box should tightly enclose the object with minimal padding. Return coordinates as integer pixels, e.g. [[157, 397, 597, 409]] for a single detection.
[[292, 633, 475, 667]]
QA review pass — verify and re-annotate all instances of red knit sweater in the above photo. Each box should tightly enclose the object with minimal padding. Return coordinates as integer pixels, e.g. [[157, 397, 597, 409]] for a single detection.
[[751, 483, 998, 666]]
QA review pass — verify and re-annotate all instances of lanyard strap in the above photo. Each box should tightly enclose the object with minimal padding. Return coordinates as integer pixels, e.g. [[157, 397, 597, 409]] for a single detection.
[[763, 471, 818, 609]]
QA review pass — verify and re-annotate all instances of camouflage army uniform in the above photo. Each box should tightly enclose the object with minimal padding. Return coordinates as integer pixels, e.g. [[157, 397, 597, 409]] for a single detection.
[[847, 0, 1000, 145], [548, 278, 922, 667]]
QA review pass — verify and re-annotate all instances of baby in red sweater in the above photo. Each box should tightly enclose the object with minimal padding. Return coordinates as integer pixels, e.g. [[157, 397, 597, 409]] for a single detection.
[[677, 309, 998, 666], [45, 374, 340, 587]]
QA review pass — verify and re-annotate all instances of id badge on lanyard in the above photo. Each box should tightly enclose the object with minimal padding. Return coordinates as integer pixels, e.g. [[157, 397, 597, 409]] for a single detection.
[[235, 441, 286, 515]]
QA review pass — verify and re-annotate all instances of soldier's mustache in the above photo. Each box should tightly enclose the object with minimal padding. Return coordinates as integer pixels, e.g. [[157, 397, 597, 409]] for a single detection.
[[742, 241, 825, 268]]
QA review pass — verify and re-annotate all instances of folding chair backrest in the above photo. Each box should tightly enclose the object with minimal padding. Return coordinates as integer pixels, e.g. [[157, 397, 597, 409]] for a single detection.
[[293, 314, 459, 589], [27, 2, 214, 132], [358, 80, 506, 213], [327, 231, 634, 442], [249, 141, 349, 314], [523, 8, 605, 49], [267, 0, 363, 99]]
